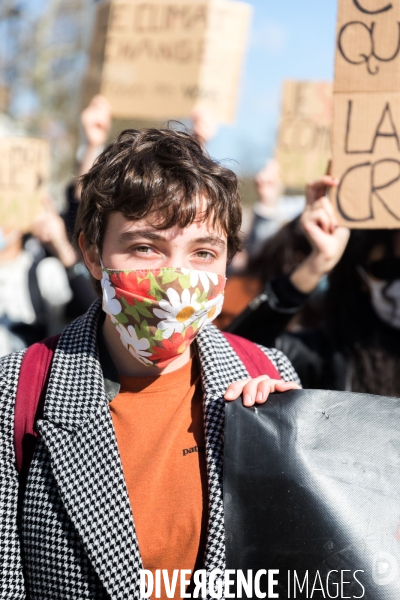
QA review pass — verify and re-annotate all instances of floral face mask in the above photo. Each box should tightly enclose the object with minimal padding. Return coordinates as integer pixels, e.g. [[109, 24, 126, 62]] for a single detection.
[[101, 265, 226, 367]]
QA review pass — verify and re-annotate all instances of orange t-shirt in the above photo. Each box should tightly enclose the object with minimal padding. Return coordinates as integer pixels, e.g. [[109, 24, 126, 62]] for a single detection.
[[109, 356, 207, 599]]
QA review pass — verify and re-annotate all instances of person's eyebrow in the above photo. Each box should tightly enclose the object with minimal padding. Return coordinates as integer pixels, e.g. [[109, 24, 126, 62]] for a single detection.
[[191, 236, 226, 249], [118, 231, 226, 249], [118, 230, 168, 243]]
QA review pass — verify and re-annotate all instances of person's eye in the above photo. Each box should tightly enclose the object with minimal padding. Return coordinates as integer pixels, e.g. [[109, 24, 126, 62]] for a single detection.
[[195, 250, 215, 260], [133, 245, 153, 254]]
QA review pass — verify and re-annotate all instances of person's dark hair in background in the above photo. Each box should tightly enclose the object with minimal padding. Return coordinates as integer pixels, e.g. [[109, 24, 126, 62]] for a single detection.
[[325, 228, 400, 396], [245, 217, 312, 284], [214, 217, 317, 331]]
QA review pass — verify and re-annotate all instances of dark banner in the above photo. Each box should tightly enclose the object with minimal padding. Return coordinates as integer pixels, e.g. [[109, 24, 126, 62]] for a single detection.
[[224, 389, 400, 599]]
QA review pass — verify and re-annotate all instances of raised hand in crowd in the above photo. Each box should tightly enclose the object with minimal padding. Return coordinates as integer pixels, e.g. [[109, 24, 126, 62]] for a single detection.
[[254, 159, 283, 217], [81, 94, 112, 149], [190, 106, 218, 146], [30, 198, 77, 269], [290, 175, 350, 294], [77, 95, 112, 196]]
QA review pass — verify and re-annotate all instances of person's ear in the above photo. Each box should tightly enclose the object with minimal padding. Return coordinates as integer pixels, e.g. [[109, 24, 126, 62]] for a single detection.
[[79, 232, 102, 281]]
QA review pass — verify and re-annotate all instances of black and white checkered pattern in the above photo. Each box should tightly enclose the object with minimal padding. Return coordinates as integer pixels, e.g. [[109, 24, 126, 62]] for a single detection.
[[0, 301, 299, 599], [257, 345, 301, 386], [0, 351, 26, 599]]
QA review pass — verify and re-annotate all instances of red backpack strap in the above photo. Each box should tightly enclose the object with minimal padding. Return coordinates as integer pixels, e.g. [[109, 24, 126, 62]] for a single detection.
[[222, 332, 281, 380], [14, 334, 60, 478]]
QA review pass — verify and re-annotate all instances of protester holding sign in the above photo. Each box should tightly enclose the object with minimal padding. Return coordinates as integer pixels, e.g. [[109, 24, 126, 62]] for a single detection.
[[228, 174, 400, 395]]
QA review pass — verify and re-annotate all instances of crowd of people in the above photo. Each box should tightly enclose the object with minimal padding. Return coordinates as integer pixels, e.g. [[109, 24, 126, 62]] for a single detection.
[[3, 94, 399, 399], [2, 84, 400, 598]]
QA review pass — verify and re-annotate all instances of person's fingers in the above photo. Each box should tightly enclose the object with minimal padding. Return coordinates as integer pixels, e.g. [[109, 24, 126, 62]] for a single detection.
[[273, 381, 301, 391], [333, 225, 351, 247], [309, 198, 338, 234], [253, 380, 301, 404], [243, 375, 270, 406], [305, 176, 339, 205], [318, 195, 337, 225], [254, 378, 274, 403], [304, 205, 332, 234], [224, 377, 300, 407], [242, 378, 269, 406], [224, 378, 251, 401]]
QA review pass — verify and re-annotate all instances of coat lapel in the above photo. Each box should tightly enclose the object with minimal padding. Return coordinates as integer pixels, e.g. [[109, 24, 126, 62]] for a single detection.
[[35, 302, 250, 599], [36, 301, 143, 600], [196, 325, 249, 593]]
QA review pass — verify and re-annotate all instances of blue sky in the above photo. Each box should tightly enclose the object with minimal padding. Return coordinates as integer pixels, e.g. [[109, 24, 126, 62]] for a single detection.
[[207, 0, 338, 175]]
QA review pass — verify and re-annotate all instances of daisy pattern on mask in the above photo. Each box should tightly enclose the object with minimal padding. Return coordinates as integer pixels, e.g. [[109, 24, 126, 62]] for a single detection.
[[181, 268, 220, 293], [101, 270, 122, 316], [115, 323, 153, 366], [153, 288, 202, 339], [196, 293, 225, 329]]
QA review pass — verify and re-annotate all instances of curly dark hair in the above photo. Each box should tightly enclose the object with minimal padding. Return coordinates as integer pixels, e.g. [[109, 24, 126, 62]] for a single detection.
[[75, 127, 242, 295]]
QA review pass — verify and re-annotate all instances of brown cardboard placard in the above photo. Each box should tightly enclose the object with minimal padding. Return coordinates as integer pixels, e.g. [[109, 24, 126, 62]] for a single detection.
[[332, 0, 400, 228], [83, 0, 252, 123], [196, 0, 253, 123], [333, 92, 400, 228], [82, 1, 110, 108], [335, 0, 400, 93], [0, 138, 50, 233], [276, 80, 333, 193]]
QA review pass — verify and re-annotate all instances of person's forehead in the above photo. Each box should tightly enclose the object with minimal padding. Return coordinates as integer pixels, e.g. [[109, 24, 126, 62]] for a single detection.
[[108, 211, 227, 244]]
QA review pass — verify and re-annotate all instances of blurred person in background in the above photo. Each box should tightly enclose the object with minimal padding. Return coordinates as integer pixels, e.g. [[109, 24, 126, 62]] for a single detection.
[[0, 206, 73, 356], [228, 176, 400, 396], [64, 95, 112, 237], [215, 215, 314, 330], [0, 191, 99, 357], [247, 159, 305, 258], [190, 106, 218, 148], [216, 168, 321, 331]]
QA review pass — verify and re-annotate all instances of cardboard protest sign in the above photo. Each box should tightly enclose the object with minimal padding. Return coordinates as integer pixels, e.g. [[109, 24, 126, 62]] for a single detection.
[[84, 0, 252, 123], [334, 0, 400, 93], [332, 0, 400, 228], [0, 138, 50, 233], [333, 93, 400, 227], [82, 1, 110, 109], [276, 80, 333, 193]]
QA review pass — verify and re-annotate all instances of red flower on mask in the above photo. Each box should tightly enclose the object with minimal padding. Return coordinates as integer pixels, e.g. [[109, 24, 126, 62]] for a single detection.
[[151, 326, 196, 367], [208, 279, 226, 300], [110, 271, 156, 301]]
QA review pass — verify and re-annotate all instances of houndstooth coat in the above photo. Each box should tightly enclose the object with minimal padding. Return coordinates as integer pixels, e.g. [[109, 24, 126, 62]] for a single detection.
[[0, 301, 298, 600]]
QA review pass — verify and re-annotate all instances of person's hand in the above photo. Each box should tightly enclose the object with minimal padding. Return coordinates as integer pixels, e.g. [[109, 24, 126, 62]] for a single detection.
[[224, 376, 300, 407], [81, 95, 111, 149], [31, 198, 77, 268], [302, 176, 350, 271], [254, 159, 283, 212], [290, 176, 350, 294], [191, 106, 218, 145]]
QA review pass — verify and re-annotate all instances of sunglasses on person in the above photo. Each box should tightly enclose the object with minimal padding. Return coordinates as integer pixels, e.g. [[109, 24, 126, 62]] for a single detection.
[[365, 257, 400, 281]]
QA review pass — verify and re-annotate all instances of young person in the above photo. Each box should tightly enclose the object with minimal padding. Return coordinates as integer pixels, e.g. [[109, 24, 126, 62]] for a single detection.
[[0, 127, 299, 599]]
